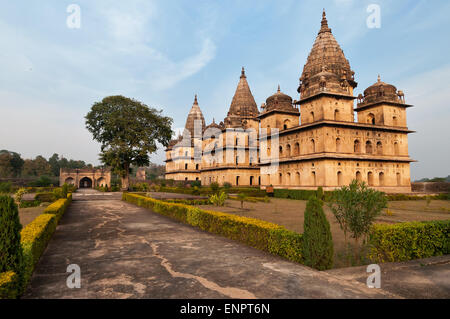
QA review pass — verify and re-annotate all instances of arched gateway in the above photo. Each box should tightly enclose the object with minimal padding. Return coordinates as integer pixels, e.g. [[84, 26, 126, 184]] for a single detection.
[[59, 168, 111, 189]]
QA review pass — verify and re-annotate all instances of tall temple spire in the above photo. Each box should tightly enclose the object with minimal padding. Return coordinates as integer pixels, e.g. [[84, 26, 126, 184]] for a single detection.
[[225, 67, 259, 127], [184, 94, 205, 137]]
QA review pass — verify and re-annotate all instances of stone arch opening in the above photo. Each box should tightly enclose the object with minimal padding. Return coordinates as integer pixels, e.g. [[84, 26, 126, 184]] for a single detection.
[[367, 113, 375, 124], [356, 171, 362, 182], [377, 141, 383, 155], [336, 138, 341, 152], [368, 172, 374, 186], [310, 139, 315, 153], [286, 144, 291, 157], [337, 171, 343, 186], [310, 111, 315, 122], [379, 172, 385, 186], [283, 119, 290, 130], [334, 109, 339, 121], [250, 176, 254, 186], [394, 142, 400, 155], [97, 177, 106, 187], [354, 140, 361, 153], [79, 177, 93, 188], [294, 142, 300, 155], [64, 177, 75, 185], [312, 172, 316, 186], [287, 173, 291, 185], [366, 141, 373, 154], [295, 172, 300, 185]]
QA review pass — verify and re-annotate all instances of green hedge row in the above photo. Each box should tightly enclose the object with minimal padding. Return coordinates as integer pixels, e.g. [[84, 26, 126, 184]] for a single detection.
[[123, 193, 303, 263], [368, 220, 450, 263], [163, 198, 211, 205], [273, 189, 330, 201], [0, 193, 72, 298], [155, 186, 267, 197], [386, 193, 450, 201]]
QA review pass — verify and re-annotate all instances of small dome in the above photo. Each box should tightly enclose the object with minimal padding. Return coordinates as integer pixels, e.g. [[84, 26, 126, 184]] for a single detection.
[[360, 75, 402, 105], [205, 118, 222, 130], [264, 85, 296, 113]]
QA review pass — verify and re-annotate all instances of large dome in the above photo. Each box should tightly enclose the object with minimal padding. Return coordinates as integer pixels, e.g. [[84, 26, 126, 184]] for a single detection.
[[298, 10, 357, 99], [360, 75, 399, 104], [264, 85, 297, 113]]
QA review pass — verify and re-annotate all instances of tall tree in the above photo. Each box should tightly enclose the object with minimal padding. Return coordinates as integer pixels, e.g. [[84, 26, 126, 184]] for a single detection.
[[48, 153, 60, 176], [85, 95, 173, 190]]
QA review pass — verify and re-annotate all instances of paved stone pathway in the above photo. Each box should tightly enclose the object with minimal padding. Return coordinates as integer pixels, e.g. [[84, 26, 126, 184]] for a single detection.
[[24, 189, 394, 299]]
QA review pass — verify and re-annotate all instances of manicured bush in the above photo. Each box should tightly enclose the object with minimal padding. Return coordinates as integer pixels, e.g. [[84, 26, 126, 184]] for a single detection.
[[209, 191, 227, 206], [43, 194, 72, 222], [303, 197, 333, 270], [123, 193, 303, 264], [164, 198, 210, 205], [0, 271, 18, 299], [210, 182, 220, 194], [0, 182, 12, 194], [21, 214, 58, 286], [386, 193, 450, 201], [368, 220, 450, 263], [34, 192, 57, 203], [0, 196, 24, 284], [274, 188, 331, 201]]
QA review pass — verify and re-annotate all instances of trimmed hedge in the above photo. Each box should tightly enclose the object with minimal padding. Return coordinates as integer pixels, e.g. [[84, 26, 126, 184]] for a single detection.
[[0, 271, 18, 299], [386, 193, 450, 201], [34, 192, 56, 203], [274, 189, 331, 201], [368, 220, 450, 263], [155, 186, 267, 198], [163, 198, 211, 205], [123, 193, 303, 263], [0, 193, 73, 298]]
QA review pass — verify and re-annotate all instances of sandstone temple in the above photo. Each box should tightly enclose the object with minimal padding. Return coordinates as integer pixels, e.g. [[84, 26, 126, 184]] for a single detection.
[[165, 11, 415, 193]]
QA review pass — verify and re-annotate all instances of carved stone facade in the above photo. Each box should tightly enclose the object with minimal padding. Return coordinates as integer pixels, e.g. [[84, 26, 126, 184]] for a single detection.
[[165, 11, 415, 193], [59, 168, 111, 189]]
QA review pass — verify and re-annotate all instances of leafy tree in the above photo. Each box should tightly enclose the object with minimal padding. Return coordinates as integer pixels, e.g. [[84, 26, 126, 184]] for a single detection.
[[85, 96, 173, 190], [328, 180, 387, 262], [0, 151, 24, 178], [0, 195, 24, 284], [303, 196, 334, 270], [237, 193, 247, 209], [48, 153, 60, 176]]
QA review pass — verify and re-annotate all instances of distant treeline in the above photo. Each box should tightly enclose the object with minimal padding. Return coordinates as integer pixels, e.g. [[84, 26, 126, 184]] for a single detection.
[[415, 175, 450, 183], [0, 150, 94, 178]]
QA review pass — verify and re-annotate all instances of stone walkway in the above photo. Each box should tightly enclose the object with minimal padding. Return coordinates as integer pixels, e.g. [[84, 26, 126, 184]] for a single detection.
[[24, 190, 395, 299]]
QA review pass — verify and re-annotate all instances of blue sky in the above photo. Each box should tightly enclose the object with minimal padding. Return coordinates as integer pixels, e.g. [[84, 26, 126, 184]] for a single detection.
[[0, 0, 449, 180]]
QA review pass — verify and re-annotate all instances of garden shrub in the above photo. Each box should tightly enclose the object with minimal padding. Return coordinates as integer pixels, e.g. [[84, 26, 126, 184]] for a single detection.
[[368, 220, 450, 263], [302, 197, 333, 270], [0, 182, 12, 194], [0, 196, 24, 285], [209, 191, 227, 206], [274, 188, 332, 201], [0, 271, 18, 299], [19, 200, 41, 208], [123, 193, 303, 264], [35, 192, 57, 203], [210, 182, 220, 194]]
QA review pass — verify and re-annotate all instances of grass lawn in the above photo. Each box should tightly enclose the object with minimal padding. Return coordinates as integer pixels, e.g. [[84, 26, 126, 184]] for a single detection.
[[197, 198, 450, 268], [19, 205, 48, 226]]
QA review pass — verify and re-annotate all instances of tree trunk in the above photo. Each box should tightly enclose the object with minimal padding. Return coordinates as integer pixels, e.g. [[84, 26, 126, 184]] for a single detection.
[[121, 163, 130, 191]]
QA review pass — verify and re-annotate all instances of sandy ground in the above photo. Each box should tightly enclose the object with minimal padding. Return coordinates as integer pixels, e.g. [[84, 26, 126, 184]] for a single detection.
[[197, 198, 450, 268]]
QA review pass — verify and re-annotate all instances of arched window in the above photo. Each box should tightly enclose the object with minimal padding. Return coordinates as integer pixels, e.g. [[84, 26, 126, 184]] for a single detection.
[[195, 164, 199, 170], [295, 172, 300, 185], [377, 142, 383, 155], [394, 142, 400, 155], [367, 113, 375, 124], [283, 119, 290, 130], [236, 176, 240, 186], [368, 172, 374, 186], [334, 109, 339, 121], [287, 173, 291, 185], [294, 142, 300, 155], [366, 141, 373, 154], [185, 177, 188, 181], [354, 140, 361, 153], [379, 172, 385, 186], [312, 172, 316, 186], [279, 146, 283, 157], [336, 138, 342, 152], [356, 171, 362, 181], [286, 144, 291, 157], [250, 176, 254, 186], [311, 139, 315, 153], [279, 173, 283, 185], [185, 163, 188, 170], [337, 171, 343, 186], [310, 111, 315, 122]]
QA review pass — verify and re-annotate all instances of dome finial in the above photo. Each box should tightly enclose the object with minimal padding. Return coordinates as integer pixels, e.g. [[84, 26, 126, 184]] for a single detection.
[[377, 74, 381, 82], [241, 67, 246, 78], [194, 94, 198, 104], [319, 8, 330, 34], [277, 84, 280, 93]]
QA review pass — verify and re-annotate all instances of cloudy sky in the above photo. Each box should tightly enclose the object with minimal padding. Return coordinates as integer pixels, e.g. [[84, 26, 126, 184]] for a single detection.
[[0, 0, 449, 180]]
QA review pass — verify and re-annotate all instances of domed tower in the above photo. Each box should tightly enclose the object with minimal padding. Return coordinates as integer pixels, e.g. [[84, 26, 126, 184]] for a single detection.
[[356, 75, 411, 127], [259, 85, 300, 131], [296, 10, 357, 124], [184, 94, 206, 138], [224, 67, 259, 130]]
